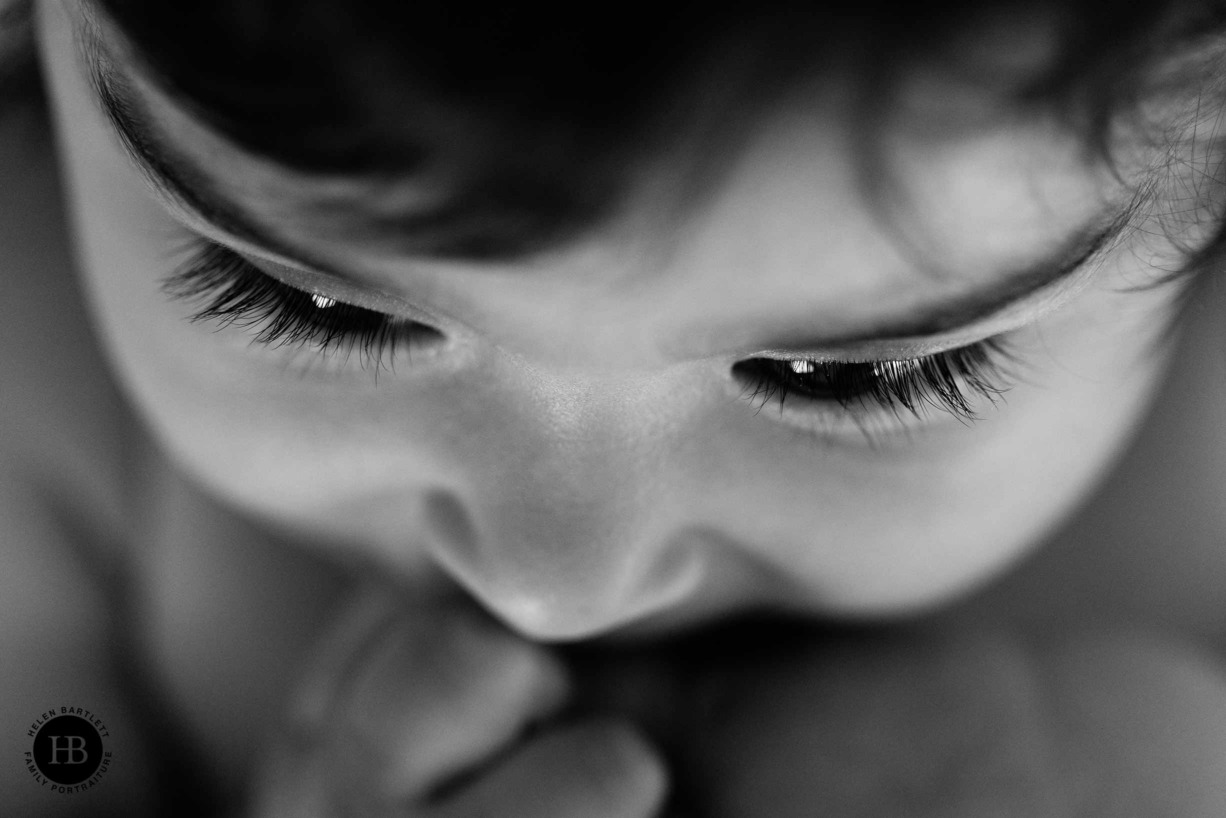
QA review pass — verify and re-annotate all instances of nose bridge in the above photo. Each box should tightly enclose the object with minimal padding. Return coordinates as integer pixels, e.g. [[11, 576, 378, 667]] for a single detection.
[[424, 378, 698, 638]]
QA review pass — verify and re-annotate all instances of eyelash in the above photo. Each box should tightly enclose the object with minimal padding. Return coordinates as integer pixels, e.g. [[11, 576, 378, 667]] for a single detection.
[[164, 238, 1012, 433], [163, 240, 435, 368], [733, 340, 1012, 434]]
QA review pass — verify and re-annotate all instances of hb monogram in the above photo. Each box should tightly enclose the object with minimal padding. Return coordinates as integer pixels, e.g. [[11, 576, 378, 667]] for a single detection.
[[46, 735, 88, 764]]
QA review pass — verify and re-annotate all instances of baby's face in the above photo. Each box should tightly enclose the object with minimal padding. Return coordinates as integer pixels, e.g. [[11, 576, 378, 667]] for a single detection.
[[39, 0, 1206, 638]]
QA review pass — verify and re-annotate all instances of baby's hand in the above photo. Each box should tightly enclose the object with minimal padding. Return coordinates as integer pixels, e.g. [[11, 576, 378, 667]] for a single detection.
[[577, 624, 1226, 818], [249, 590, 668, 818]]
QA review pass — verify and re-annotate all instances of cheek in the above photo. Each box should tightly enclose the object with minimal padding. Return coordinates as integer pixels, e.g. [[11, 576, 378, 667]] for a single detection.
[[775, 288, 1174, 614], [675, 288, 1174, 618]]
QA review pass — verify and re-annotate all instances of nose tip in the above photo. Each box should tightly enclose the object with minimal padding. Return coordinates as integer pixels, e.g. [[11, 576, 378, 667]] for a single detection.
[[423, 489, 702, 640]]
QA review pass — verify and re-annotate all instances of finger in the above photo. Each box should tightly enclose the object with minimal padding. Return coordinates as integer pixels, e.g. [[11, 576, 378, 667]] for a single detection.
[[289, 588, 406, 728], [249, 727, 396, 818], [428, 718, 668, 818], [350, 602, 571, 797], [249, 588, 407, 817], [286, 589, 572, 799]]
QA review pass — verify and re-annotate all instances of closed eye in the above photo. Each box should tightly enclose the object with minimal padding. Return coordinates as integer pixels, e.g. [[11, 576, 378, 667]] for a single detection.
[[733, 339, 1013, 441], [163, 239, 444, 370]]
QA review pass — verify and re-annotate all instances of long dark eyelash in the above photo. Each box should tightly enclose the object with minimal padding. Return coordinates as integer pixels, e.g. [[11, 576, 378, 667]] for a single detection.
[[163, 240, 432, 368], [735, 339, 1012, 425]]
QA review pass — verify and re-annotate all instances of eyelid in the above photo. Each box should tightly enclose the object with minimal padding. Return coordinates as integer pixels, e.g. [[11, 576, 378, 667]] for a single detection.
[[749, 247, 1107, 363], [140, 163, 469, 332], [159, 197, 449, 327], [239, 251, 447, 328]]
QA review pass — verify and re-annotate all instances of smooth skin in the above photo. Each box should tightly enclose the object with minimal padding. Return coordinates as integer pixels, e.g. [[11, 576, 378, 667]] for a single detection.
[[41, 0, 1200, 639], [4, 0, 1226, 815]]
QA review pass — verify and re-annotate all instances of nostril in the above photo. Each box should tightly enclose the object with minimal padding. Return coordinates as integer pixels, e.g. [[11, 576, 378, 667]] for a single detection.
[[424, 490, 480, 567]]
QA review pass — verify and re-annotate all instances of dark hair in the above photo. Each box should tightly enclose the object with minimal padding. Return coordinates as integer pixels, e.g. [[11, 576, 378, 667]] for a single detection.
[[0, 0, 40, 111], [81, 0, 1226, 260]]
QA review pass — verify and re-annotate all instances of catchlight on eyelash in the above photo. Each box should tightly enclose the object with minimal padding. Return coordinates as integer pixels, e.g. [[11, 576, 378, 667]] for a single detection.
[[787, 359, 922, 377], [311, 294, 337, 309], [871, 360, 921, 378]]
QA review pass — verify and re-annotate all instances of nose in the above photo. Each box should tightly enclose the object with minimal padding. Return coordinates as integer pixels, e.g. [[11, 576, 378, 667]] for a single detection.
[[421, 387, 704, 640]]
